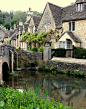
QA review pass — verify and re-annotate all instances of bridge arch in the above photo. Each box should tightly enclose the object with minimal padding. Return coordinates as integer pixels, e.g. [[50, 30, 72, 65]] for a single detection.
[[2, 62, 9, 81]]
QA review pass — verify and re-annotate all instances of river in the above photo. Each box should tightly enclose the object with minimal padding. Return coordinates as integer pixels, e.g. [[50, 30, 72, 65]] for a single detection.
[[4, 70, 86, 109]]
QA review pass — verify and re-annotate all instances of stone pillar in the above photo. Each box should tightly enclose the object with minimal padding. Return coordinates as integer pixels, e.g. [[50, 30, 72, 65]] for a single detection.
[[43, 46, 51, 61]]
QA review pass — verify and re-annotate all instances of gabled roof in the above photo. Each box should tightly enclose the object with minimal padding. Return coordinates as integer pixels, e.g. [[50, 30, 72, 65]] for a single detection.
[[48, 2, 62, 27], [76, 0, 86, 3], [11, 30, 18, 40], [32, 15, 41, 28], [62, 3, 86, 22], [58, 31, 81, 43]]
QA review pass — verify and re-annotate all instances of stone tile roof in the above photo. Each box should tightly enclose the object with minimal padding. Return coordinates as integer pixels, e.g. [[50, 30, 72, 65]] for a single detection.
[[47, 1, 86, 27], [48, 2, 62, 27], [32, 15, 41, 28], [11, 30, 18, 40], [58, 31, 81, 43], [62, 3, 86, 22], [20, 39, 26, 42], [76, 0, 86, 3]]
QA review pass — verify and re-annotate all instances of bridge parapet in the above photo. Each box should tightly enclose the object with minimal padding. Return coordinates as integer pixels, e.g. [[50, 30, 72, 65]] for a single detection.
[[0, 43, 16, 57]]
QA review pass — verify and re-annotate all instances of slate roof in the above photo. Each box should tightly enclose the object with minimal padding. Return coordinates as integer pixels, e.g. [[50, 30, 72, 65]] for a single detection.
[[76, 0, 86, 3], [32, 16, 41, 28], [11, 30, 18, 40], [48, 2, 62, 27], [58, 31, 81, 43], [46, 0, 86, 27]]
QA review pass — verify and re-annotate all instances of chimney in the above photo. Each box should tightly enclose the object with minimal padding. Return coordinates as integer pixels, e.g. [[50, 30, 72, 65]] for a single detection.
[[19, 21, 23, 26], [27, 7, 33, 15]]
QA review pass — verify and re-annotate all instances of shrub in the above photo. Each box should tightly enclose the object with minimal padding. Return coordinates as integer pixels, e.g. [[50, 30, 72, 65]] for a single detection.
[[55, 48, 66, 57], [24, 62, 31, 67], [18, 64, 21, 68], [34, 60, 38, 66], [39, 46, 43, 52], [0, 88, 72, 109], [74, 47, 86, 59], [31, 47, 38, 52]]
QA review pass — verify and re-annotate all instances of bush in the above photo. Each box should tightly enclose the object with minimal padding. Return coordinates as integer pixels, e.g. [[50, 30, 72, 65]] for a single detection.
[[39, 46, 43, 52], [74, 47, 86, 59], [31, 47, 38, 52], [55, 48, 66, 57], [34, 60, 38, 66], [24, 62, 31, 67], [18, 64, 21, 68], [0, 88, 72, 109]]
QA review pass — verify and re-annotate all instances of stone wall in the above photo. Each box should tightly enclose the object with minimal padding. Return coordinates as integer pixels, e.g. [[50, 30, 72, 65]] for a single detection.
[[43, 60, 86, 75], [37, 3, 55, 34], [17, 49, 43, 66]]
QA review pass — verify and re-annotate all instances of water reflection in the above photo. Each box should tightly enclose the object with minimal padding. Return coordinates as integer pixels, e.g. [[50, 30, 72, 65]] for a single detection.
[[5, 70, 86, 109]]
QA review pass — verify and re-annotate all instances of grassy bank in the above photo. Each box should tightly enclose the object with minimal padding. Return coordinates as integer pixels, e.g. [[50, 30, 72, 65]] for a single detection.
[[38, 65, 85, 77], [0, 87, 73, 109]]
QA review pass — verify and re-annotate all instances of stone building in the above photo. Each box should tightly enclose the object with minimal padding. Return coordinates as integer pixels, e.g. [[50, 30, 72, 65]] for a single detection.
[[37, 0, 86, 49], [9, 0, 86, 51]]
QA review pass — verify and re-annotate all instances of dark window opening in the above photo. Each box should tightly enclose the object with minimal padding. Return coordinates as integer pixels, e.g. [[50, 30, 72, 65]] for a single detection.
[[72, 22, 75, 31], [69, 22, 71, 31]]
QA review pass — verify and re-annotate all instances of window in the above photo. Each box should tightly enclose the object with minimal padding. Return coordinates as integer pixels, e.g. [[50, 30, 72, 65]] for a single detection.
[[59, 41, 65, 48], [72, 22, 75, 31], [77, 4, 83, 11], [67, 42, 70, 49], [69, 22, 75, 31], [63, 42, 65, 48], [30, 27, 33, 33], [46, 24, 50, 32], [59, 41, 62, 48], [69, 22, 71, 31]]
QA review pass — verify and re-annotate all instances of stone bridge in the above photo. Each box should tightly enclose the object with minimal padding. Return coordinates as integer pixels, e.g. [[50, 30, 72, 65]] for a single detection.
[[0, 43, 18, 83]]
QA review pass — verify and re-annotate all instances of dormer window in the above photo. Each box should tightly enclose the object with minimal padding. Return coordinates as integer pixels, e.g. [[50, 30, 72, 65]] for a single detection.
[[77, 3, 83, 11]]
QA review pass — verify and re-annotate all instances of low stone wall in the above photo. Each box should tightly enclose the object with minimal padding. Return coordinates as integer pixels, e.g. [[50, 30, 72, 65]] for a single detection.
[[17, 49, 43, 66], [43, 60, 86, 75], [17, 49, 86, 75]]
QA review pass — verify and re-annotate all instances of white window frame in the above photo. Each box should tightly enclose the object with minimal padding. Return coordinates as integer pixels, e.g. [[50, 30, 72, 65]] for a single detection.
[[45, 23, 50, 32]]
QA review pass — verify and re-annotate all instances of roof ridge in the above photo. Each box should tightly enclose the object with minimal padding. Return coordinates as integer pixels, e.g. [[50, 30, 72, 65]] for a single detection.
[[47, 2, 62, 8]]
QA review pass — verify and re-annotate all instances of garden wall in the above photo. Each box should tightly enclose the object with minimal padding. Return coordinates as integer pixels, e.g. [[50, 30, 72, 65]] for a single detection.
[[17, 49, 43, 67], [43, 61, 86, 75], [17, 49, 86, 75]]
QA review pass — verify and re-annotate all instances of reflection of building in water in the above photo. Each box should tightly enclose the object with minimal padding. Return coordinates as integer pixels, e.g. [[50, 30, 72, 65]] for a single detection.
[[50, 82, 86, 109], [5, 72, 86, 109]]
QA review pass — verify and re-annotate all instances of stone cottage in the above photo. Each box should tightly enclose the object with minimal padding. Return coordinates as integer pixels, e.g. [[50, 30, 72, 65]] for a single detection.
[[9, 0, 86, 52], [37, 0, 86, 50]]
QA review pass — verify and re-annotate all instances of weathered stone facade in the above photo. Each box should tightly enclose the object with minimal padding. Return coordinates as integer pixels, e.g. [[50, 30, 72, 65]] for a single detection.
[[37, 3, 55, 34]]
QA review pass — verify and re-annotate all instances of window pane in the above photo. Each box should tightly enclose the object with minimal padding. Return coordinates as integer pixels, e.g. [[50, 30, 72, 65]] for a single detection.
[[67, 42, 70, 49], [72, 22, 75, 31], [81, 4, 83, 11], [78, 4, 80, 11], [69, 22, 71, 31], [63, 42, 65, 48], [59, 41, 62, 48]]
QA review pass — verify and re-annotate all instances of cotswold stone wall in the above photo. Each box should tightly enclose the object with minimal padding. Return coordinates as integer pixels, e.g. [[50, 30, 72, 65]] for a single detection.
[[17, 49, 86, 74], [17, 50, 43, 66], [43, 60, 86, 74]]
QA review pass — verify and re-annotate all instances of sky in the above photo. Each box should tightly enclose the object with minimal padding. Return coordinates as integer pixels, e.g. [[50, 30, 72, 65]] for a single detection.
[[0, 0, 76, 13]]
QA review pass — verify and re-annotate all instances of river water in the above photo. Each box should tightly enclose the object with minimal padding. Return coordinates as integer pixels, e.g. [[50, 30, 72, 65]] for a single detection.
[[4, 70, 86, 109]]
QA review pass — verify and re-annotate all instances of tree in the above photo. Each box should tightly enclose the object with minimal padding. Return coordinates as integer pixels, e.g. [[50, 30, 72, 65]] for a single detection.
[[11, 11, 27, 26], [4, 24, 10, 30]]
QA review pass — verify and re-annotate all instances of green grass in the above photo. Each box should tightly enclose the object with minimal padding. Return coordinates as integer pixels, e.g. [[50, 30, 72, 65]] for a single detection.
[[0, 87, 73, 109]]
